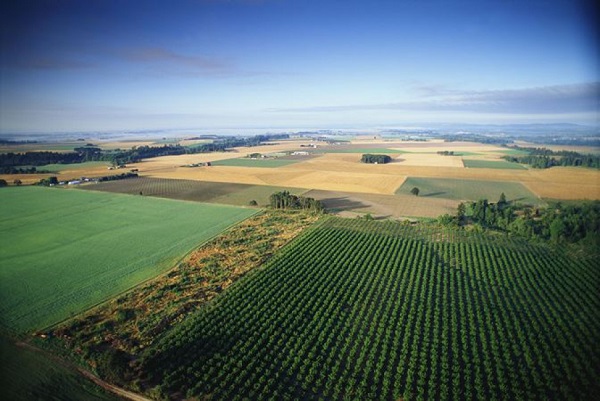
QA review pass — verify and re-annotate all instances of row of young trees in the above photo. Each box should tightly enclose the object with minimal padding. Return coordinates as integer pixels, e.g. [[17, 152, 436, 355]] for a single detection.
[[269, 191, 324, 212], [137, 218, 599, 401], [361, 154, 392, 164]]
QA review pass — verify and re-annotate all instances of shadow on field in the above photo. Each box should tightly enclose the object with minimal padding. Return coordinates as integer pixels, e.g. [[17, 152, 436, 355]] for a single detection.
[[319, 196, 369, 211], [423, 191, 447, 197]]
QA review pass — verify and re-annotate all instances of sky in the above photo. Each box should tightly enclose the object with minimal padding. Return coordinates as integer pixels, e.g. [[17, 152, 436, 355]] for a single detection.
[[0, 0, 598, 133]]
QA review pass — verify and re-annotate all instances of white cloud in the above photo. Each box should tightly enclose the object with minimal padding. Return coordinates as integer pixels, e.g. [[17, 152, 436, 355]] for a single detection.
[[269, 82, 600, 115]]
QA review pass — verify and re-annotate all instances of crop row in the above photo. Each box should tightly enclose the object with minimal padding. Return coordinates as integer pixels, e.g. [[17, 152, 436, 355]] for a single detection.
[[139, 218, 600, 400]]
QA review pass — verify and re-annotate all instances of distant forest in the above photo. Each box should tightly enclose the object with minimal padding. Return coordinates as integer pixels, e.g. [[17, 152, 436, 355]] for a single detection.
[[0, 134, 289, 171]]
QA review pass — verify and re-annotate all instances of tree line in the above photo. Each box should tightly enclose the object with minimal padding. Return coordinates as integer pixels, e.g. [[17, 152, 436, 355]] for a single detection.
[[0, 134, 289, 171], [269, 191, 324, 212], [503, 147, 600, 169], [361, 154, 392, 164]]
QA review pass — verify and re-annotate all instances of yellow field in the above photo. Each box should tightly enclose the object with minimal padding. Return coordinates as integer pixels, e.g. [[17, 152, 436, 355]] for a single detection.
[[127, 139, 600, 200], [393, 153, 464, 167], [3, 139, 598, 201]]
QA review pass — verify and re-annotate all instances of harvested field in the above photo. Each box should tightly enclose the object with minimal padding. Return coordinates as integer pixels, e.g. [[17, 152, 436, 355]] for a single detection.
[[131, 150, 600, 200], [393, 153, 464, 167], [82, 177, 306, 206], [305, 189, 457, 218], [396, 177, 543, 205], [17, 140, 593, 202]]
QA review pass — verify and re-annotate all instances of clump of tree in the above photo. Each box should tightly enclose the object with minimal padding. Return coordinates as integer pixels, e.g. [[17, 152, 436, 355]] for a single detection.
[[269, 191, 324, 213], [410, 187, 420, 196], [96, 172, 138, 182], [0, 179, 7, 187], [37, 176, 59, 186], [437, 151, 455, 156], [457, 193, 600, 245], [361, 154, 392, 164], [503, 146, 600, 169]]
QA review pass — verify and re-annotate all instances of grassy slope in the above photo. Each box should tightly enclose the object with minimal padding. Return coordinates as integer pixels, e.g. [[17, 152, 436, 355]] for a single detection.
[[463, 159, 527, 170], [0, 336, 119, 401], [38, 161, 110, 173], [396, 177, 543, 205], [0, 187, 255, 333]]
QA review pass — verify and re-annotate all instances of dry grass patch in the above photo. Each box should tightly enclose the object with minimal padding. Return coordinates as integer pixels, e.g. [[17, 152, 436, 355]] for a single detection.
[[393, 153, 464, 167], [306, 189, 457, 218]]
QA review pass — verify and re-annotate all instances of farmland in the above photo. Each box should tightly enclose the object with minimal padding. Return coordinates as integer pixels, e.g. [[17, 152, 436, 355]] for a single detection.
[[0, 187, 255, 332], [81, 177, 307, 207], [1, 135, 599, 400], [396, 177, 543, 206], [134, 218, 600, 400], [462, 159, 527, 170], [210, 157, 303, 168]]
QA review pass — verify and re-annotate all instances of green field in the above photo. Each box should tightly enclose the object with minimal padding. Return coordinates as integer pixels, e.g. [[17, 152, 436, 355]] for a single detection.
[[396, 177, 542, 205], [139, 218, 600, 400], [322, 147, 407, 154], [37, 161, 110, 173], [211, 157, 300, 168], [0, 187, 256, 333], [82, 177, 306, 207], [497, 148, 531, 156], [0, 336, 119, 401], [463, 159, 527, 170]]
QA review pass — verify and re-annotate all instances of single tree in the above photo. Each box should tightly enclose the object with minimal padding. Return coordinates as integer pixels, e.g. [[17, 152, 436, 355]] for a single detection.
[[498, 192, 507, 207], [410, 187, 420, 196], [13, 179, 22, 186], [0, 179, 7, 187]]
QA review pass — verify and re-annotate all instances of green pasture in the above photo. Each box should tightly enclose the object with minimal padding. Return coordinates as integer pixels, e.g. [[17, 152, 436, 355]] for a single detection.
[[37, 161, 110, 173], [211, 158, 299, 168], [463, 159, 527, 170], [396, 177, 543, 205], [0, 187, 256, 333], [497, 148, 531, 156]]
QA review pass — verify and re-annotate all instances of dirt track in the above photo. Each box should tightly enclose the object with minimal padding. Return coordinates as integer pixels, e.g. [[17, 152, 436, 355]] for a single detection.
[[15, 341, 151, 401]]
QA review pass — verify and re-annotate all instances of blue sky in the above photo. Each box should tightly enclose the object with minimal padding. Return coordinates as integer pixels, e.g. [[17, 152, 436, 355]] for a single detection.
[[0, 0, 598, 133]]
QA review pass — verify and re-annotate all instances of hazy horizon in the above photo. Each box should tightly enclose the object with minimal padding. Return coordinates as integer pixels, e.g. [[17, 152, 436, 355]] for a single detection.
[[1, 0, 598, 133]]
